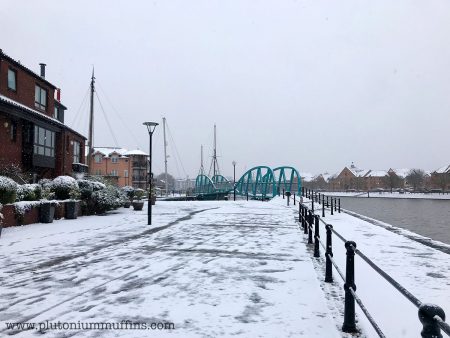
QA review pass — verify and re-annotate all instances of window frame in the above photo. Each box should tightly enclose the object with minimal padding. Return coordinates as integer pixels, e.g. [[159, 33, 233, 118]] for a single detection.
[[33, 125, 55, 158], [34, 84, 48, 111], [73, 140, 81, 164], [7, 68, 17, 91]]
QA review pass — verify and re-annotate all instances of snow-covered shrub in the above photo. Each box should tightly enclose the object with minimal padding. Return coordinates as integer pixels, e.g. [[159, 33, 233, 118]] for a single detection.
[[92, 185, 127, 213], [121, 186, 135, 200], [51, 176, 79, 200], [0, 176, 18, 204], [134, 188, 145, 201], [16, 184, 42, 201]]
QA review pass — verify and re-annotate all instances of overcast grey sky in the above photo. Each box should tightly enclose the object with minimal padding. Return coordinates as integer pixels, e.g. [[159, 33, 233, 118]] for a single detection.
[[3, 1, 450, 178]]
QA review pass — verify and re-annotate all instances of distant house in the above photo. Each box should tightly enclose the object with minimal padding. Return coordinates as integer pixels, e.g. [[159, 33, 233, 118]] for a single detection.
[[431, 164, 449, 191], [89, 147, 148, 188], [329, 163, 368, 191], [364, 170, 389, 191], [0, 49, 86, 180]]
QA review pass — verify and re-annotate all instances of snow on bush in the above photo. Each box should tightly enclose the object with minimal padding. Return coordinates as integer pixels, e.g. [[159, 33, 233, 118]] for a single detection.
[[0, 176, 18, 204], [134, 188, 145, 201], [16, 184, 42, 201], [14, 201, 41, 218], [51, 176, 79, 200], [92, 185, 126, 212], [121, 186, 135, 200]]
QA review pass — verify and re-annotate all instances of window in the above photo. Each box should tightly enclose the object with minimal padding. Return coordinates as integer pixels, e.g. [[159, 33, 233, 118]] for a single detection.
[[95, 169, 102, 175], [33, 125, 55, 157], [111, 169, 118, 176], [124, 170, 128, 178], [95, 154, 103, 163], [35, 85, 47, 110], [73, 141, 81, 163], [54, 106, 59, 120], [111, 156, 119, 163], [8, 69, 16, 91]]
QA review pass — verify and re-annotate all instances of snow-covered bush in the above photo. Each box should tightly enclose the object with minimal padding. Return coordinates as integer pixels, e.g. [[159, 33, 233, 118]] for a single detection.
[[51, 176, 79, 200], [134, 188, 145, 201], [0, 176, 18, 204], [121, 186, 135, 200], [16, 184, 42, 201]]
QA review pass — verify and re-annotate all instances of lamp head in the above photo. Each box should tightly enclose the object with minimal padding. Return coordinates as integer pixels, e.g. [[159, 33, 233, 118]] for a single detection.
[[143, 121, 159, 134], [232, 161, 236, 166]]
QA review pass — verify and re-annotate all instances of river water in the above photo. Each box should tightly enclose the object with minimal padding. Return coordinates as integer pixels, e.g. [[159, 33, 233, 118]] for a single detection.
[[338, 196, 450, 245]]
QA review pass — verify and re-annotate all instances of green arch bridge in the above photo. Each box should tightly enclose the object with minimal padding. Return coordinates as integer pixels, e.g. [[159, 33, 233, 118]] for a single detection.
[[194, 166, 302, 200]]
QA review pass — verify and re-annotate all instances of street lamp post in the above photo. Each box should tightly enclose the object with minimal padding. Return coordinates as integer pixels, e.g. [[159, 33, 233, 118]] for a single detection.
[[232, 161, 236, 201], [143, 121, 159, 225]]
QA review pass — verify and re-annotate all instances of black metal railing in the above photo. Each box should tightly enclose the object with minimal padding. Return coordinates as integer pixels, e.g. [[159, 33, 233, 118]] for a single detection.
[[295, 190, 449, 338]]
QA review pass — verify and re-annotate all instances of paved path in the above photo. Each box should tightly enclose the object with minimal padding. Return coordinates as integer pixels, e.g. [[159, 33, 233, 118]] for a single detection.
[[0, 201, 343, 338]]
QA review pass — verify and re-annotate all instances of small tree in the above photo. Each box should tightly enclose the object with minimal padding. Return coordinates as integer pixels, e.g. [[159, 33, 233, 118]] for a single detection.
[[406, 169, 425, 192]]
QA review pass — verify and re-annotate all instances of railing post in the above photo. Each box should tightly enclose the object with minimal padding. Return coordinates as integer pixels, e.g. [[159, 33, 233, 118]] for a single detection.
[[342, 241, 357, 333], [322, 200, 325, 217], [331, 198, 334, 215], [283, 188, 285, 199], [308, 211, 313, 244], [326, 196, 329, 207], [301, 205, 305, 230], [293, 193, 296, 205], [338, 198, 341, 213], [287, 193, 290, 206], [314, 215, 320, 257], [418, 304, 446, 338], [304, 207, 308, 235], [246, 191, 249, 201], [298, 202, 301, 224], [325, 224, 333, 282], [334, 198, 337, 212], [312, 195, 314, 212], [302, 186, 304, 197], [318, 192, 321, 204]]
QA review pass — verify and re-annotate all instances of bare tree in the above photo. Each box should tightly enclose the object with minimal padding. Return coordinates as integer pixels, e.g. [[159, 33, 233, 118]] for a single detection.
[[385, 173, 403, 192], [406, 169, 425, 192]]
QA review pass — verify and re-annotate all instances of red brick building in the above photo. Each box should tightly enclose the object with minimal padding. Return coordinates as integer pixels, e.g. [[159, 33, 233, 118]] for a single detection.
[[89, 147, 148, 188], [0, 50, 86, 180]]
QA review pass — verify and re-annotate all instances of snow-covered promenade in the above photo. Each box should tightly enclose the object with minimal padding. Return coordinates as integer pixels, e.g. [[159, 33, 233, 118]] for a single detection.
[[1, 198, 449, 337], [1, 200, 341, 338]]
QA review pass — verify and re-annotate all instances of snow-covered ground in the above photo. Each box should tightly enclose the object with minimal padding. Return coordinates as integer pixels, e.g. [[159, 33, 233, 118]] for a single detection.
[[0, 201, 343, 338], [322, 191, 450, 200], [1, 198, 448, 338], [291, 197, 450, 338]]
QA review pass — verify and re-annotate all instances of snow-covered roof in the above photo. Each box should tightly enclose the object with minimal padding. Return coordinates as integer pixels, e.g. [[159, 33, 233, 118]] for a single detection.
[[435, 164, 450, 174], [390, 168, 411, 178], [93, 147, 129, 157], [365, 170, 388, 177], [299, 172, 315, 182], [123, 149, 148, 156], [0, 94, 63, 126], [348, 166, 368, 177]]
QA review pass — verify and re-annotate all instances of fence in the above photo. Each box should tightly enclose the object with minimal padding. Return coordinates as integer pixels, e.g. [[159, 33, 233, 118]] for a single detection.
[[288, 187, 449, 338]]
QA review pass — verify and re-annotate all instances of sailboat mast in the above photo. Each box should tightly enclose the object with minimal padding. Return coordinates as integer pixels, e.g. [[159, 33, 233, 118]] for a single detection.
[[87, 69, 95, 169], [200, 145, 204, 175], [163, 117, 168, 196], [213, 124, 217, 176]]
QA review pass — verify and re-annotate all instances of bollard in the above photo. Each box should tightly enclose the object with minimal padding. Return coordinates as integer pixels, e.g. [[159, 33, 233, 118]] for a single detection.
[[326, 196, 329, 207], [318, 192, 321, 204], [308, 211, 313, 244], [322, 200, 325, 218], [298, 203, 301, 224], [325, 224, 333, 282], [418, 303, 446, 338], [314, 215, 320, 257], [331, 198, 334, 215], [293, 193, 296, 205], [338, 198, 341, 213], [302, 186, 304, 197], [334, 198, 337, 212], [312, 196, 314, 212], [283, 189, 285, 199], [246, 191, 249, 201], [342, 241, 357, 333], [286, 192, 291, 206]]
